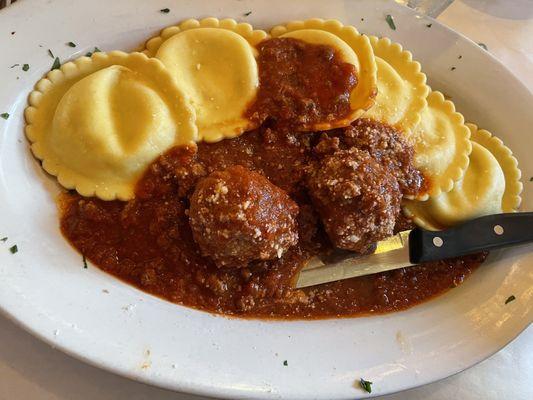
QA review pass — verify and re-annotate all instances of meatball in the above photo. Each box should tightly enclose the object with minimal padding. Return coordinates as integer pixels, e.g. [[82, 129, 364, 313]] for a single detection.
[[315, 119, 424, 196], [344, 119, 423, 196], [189, 165, 299, 268], [306, 148, 401, 252]]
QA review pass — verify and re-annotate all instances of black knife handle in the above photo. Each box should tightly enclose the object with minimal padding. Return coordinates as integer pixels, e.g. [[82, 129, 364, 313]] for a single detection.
[[409, 212, 533, 263]]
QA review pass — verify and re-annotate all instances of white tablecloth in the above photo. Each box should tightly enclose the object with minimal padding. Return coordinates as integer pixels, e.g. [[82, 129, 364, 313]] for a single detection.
[[1, 1, 531, 399]]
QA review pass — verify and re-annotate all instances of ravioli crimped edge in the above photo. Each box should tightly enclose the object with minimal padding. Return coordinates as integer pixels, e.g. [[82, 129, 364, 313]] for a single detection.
[[408, 90, 472, 201], [142, 17, 269, 56], [270, 18, 378, 131], [365, 36, 429, 134], [24, 50, 197, 201], [467, 123, 522, 211]]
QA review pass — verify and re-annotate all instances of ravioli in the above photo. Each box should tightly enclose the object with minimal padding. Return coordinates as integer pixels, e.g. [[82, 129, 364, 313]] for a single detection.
[[155, 28, 259, 142], [466, 123, 522, 212], [403, 124, 522, 230], [25, 51, 197, 200], [279, 29, 360, 70], [142, 17, 268, 56], [142, 18, 268, 142], [406, 91, 471, 200], [363, 36, 429, 134], [270, 19, 378, 130]]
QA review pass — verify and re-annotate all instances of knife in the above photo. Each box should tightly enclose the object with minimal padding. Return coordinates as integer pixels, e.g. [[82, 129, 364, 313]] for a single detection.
[[295, 212, 533, 288]]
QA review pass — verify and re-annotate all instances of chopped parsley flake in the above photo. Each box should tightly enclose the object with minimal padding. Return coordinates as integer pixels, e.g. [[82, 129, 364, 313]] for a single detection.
[[1, 237, 7, 242], [426, 23, 432, 28], [478, 42, 488, 51], [51, 57, 61, 70], [83, 255, 88, 269], [9, 245, 18, 254], [22, 64, 29, 71], [85, 46, 101, 57], [67, 41, 76, 47], [360, 378, 372, 393], [505, 295, 516, 304], [160, 8, 170, 13], [10, 63, 19, 68], [1, 113, 9, 120], [48, 49, 54, 58], [386, 14, 396, 30], [283, 360, 288, 366], [243, 11, 252, 16]]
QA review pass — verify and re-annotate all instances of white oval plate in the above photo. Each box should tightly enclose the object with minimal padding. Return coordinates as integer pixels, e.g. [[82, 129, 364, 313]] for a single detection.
[[0, 0, 531, 398]]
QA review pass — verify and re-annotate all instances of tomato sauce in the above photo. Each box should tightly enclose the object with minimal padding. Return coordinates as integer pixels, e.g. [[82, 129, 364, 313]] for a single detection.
[[59, 127, 485, 319], [247, 37, 357, 129], [58, 38, 485, 319]]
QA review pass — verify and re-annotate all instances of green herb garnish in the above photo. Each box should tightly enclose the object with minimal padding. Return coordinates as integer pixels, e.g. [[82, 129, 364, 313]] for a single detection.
[[9, 245, 18, 254], [51, 57, 61, 70], [243, 11, 252, 16], [1, 113, 9, 120], [386, 14, 396, 30], [22, 64, 29, 71], [85, 46, 101, 57], [67, 41, 76, 47], [9, 63, 19, 68], [1, 237, 7, 242], [478, 42, 488, 51], [283, 360, 288, 366], [83, 255, 88, 269], [505, 295, 516, 304], [48, 49, 54, 58], [160, 8, 170, 13], [360, 378, 372, 393]]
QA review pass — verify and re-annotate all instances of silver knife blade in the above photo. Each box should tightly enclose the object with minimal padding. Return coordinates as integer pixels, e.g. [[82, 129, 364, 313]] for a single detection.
[[294, 231, 412, 288]]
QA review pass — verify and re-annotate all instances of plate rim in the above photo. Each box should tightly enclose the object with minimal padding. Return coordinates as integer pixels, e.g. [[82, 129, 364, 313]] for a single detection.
[[0, 0, 532, 398]]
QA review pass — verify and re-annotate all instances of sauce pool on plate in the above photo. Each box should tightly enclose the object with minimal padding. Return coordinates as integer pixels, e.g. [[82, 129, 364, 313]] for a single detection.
[[59, 124, 486, 319]]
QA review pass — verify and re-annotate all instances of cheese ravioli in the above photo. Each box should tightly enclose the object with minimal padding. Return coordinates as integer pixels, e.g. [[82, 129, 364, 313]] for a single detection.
[[25, 51, 197, 200]]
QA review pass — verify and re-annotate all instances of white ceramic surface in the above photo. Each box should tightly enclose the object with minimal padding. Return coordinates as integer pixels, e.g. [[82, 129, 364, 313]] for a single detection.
[[0, 0, 531, 399]]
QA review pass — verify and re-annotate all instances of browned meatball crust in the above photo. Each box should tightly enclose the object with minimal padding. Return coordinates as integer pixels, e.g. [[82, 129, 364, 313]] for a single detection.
[[189, 165, 299, 268], [315, 119, 424, 196], [306, 148, 401, 252]]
